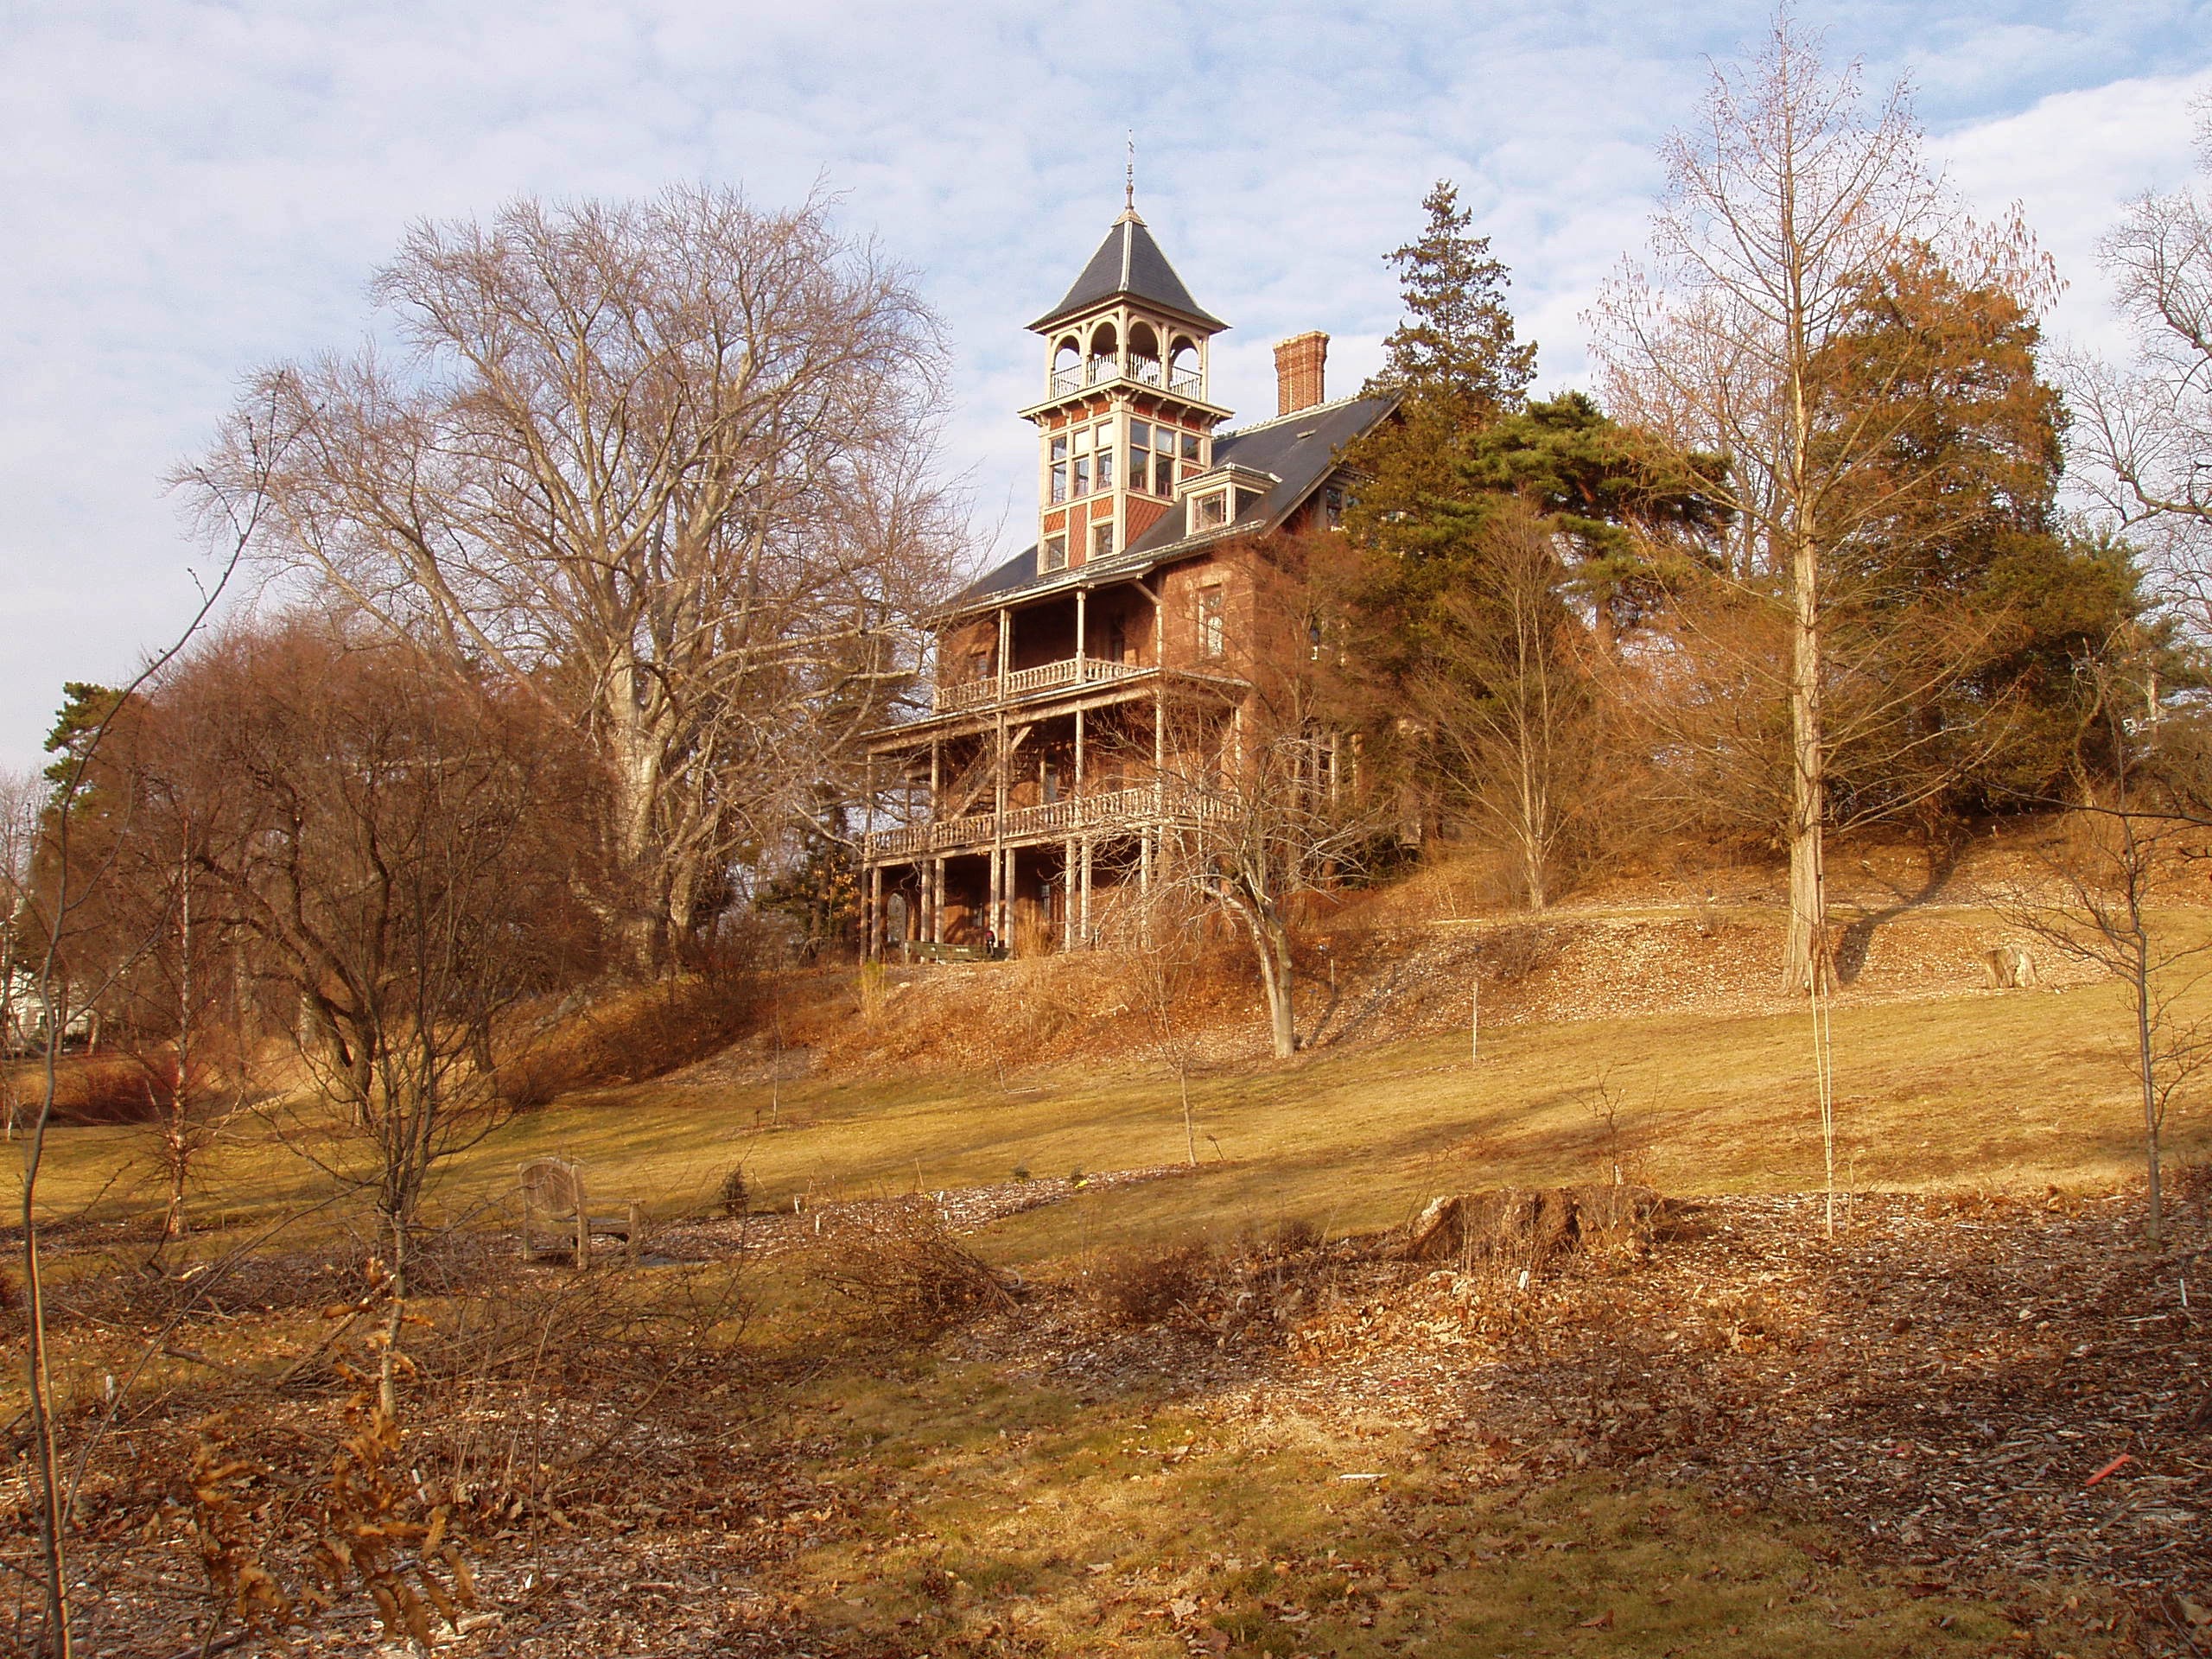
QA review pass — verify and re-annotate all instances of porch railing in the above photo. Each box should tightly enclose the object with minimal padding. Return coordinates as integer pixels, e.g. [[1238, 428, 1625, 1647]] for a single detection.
[[932, 654, 1151, 715], [862, 783, 1214, 861]]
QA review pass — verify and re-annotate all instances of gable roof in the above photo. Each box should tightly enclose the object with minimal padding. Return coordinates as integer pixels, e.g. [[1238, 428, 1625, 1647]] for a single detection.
[[1028, 212, 1228, 334], [940, 391, 1397, 617]]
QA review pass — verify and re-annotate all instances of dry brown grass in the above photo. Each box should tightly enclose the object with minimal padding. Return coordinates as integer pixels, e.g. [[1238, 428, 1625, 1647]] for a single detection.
[[1, 1052, 166, 1125], [497, 972, 761, 1105]]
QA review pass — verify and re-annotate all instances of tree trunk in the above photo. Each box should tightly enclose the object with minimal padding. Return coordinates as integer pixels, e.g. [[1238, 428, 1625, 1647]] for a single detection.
[[2133, 931, 2164, 1245], [1783, 386, 1827, 995], [604, 659, 673, 978], [1251, 910, 1298, 1060]]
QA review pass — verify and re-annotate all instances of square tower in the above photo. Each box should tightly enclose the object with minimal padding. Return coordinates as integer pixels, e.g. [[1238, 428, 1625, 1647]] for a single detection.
[[1020, 207, 1232, 573]]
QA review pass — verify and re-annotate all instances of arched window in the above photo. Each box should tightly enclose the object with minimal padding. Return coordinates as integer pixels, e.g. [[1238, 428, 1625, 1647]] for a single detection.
[[1087, 322, 1119, 385], [1052, 337, 1079, 394], [1128, 321, 1162, 386]]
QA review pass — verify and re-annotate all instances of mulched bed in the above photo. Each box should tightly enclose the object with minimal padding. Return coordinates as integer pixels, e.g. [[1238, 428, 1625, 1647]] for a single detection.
[[1248, 1188, 2210, 1639]]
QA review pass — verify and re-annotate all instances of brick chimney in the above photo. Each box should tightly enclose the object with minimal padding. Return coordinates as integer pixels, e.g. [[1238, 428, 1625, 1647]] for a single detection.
[[1274, 331, 1328, 417]]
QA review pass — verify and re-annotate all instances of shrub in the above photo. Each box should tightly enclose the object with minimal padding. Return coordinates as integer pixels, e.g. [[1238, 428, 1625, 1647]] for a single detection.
[[1094, 1242, 1211, 1329], [810, 1203, 1021, 1338], [716, 1166, 749, 1218]]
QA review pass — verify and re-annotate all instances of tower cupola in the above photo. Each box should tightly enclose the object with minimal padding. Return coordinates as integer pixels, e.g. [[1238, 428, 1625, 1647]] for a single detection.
[[1021, 202, 1230, 573]]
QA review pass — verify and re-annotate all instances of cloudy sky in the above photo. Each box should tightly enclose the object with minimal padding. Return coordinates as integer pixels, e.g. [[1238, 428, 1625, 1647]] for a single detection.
[[3, 0, 2209, 769]]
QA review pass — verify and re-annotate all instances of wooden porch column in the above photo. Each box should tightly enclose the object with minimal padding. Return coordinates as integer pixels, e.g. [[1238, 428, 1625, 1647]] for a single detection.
[[1075, 586, 1088, 669], [1138, 830, 1153, 950], [1062, 838, 1077, 951], [931, 857, 945, 945], [1079, 837, 1094, 948], [996, 605, 1011, 699], [987, 844, 1002, 954], [868, 863, 884, 961], [1074, 706, 1085, 793]]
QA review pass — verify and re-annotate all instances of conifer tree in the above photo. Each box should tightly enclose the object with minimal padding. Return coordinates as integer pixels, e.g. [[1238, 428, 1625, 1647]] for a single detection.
[[1366, 179, 1535, 416], [1346, 181, 1537, 564]]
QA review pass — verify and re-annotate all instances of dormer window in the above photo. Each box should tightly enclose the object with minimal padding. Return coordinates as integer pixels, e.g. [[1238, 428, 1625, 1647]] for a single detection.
[[1322, 485, 1345, 530], [1193, 491, 1229, 531], [1040, 533, 1068, 573]]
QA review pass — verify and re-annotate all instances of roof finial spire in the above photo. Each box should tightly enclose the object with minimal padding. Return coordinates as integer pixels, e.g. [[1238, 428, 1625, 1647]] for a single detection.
[[1117, 131, 1144, 224]]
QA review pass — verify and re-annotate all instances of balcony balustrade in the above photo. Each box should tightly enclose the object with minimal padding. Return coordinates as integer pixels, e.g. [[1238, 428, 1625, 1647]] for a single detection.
[[1046, 357, 1202, 398], [863, 783, 1215, 861], [931, 653, 1151, 715]]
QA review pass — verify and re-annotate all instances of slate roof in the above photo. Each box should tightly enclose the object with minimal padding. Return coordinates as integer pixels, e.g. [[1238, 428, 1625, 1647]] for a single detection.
[[1028, 212, 1228, 335], [941, 391, 1397, 618]]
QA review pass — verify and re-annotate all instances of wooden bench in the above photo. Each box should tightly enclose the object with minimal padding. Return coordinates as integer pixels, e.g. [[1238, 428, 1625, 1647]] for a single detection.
[[910, 941, 988, 963], [518, 1157, 642, 1267]]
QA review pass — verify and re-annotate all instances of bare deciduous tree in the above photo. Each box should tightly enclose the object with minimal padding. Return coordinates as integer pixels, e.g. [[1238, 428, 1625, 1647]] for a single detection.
[[151, 618, 587, 1413], [1415, 503, 1612, 911], [1998, 679, 2212, 1245], [2069, 96, 2212, 626], [0, 768, 40, 1084], [1152, 543, 1384, 1060], [1592, 15, 2055, 994], [188, 188, 963, 976]]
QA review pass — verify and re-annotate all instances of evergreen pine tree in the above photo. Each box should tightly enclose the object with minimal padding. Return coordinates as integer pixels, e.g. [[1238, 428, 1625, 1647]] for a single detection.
[[1365, 180, 1535, 416]]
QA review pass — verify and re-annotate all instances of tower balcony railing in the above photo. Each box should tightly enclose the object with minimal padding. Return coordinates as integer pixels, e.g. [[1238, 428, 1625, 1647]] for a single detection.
[[863, 782, 1221, 861], [931, 654, 1152, 715], [1045, 359, 1203, 398]]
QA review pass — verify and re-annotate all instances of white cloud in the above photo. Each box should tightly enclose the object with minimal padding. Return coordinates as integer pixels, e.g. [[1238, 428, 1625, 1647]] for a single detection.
[[1, 0, 2208, 764]]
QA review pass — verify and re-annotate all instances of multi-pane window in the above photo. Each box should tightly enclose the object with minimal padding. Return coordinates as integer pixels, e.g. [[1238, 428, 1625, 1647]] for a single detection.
[[1096, 429, 1116, 491], [1073, 428, 1091, 498], [1321, 485, 1344, 529], [1050, 435, 1068, 504], [1129, 420, 1152, 493], [1092, 520, 1115, 559], [1197, 587, 1225, 658], [1040, 533, 1068, 573], [1193, 491, 1228, 531]]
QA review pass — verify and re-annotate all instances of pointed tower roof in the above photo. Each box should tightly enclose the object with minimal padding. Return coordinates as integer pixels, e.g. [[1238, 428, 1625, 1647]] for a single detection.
[[1027, 210, 1228, 334]]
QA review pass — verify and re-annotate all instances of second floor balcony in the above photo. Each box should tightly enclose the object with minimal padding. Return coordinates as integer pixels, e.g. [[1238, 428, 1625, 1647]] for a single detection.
[[933, 653, 1154, 715], [863, 781, 1222, 861]]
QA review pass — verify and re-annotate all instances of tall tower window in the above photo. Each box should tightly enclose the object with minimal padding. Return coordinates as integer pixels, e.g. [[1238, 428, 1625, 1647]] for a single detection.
[[1073, 434, 1091, 498], [1096, 427, 1116, 490], [1197, 586, 1226, 657], [1130, 421, 1156, 495], [1050, 435, 1068, 504]]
